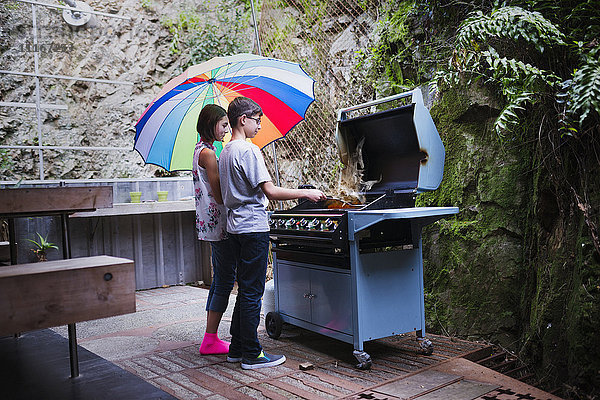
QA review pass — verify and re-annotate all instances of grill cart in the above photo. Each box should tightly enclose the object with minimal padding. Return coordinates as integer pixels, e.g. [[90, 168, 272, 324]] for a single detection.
[[266, 89, 459, 369]]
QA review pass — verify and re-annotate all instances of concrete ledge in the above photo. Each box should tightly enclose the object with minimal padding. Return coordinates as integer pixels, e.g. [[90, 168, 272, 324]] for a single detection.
[[71, 200, 195, 218]]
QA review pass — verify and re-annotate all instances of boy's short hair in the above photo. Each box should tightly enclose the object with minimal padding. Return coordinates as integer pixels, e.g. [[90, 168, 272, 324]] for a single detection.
[[197, 104, 227, 142], [228, 97, 263, 128]]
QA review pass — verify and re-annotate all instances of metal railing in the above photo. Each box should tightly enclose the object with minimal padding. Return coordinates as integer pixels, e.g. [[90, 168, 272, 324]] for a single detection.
[[1, 0, 133, 180]]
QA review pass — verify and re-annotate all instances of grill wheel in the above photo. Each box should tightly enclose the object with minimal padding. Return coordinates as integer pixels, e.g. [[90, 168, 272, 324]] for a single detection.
[[265, 311, 283, 339]]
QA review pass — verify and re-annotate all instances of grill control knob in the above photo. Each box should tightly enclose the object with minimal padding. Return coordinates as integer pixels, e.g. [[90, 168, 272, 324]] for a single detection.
[[324, 218, 336, 231], [308, 218, 319, 230], [285, 218, 296, 229], [298, 219, 309, 229]]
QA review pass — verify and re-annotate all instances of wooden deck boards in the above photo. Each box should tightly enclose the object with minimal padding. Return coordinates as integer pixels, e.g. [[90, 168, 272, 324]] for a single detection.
[[0, 329, 176, 400]]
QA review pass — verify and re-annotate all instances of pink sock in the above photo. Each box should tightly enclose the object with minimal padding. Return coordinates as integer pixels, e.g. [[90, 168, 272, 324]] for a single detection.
[[199, 332, 230, 355]]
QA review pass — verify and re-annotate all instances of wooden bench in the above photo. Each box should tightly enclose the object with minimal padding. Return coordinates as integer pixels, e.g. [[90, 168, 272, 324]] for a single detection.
[[0, 255, 135, 335], [0, 255, 135, 376]]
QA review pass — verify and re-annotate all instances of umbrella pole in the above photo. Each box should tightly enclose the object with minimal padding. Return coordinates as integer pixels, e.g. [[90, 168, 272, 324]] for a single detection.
[[271, 143, 281, 187], [250, 0, 282, 193], [250, 0, 262, 56]]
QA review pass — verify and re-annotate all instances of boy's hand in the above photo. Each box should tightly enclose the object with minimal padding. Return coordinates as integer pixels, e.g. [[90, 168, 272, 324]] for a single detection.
[[304, 189, 327, 203]]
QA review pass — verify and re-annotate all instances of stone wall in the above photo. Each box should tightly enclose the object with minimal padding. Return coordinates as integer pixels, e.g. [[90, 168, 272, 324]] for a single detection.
[[0, 0, 252, 180]]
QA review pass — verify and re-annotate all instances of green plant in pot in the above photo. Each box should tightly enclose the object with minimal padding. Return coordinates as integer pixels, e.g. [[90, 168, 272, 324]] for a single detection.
[[27, 232, 58, 262]]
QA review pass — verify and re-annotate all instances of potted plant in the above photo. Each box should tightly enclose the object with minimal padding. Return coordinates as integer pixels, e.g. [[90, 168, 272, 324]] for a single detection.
[[27, 232, 58, 262]]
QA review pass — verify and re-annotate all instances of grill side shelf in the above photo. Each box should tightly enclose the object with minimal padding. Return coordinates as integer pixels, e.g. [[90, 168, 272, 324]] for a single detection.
[[346, 207, 459, 240]]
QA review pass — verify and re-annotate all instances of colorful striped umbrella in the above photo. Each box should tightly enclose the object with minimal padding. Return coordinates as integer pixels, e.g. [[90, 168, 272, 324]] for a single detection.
[[134, 53, 316, 171]]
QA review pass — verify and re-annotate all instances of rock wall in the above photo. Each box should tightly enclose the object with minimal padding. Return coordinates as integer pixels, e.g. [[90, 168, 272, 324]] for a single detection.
[[0, 0, 252, 180], [419, 78, 600, 397], [418, 83, 531, 347]]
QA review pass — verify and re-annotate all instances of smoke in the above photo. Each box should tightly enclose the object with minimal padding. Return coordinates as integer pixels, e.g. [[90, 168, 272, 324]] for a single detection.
[[333, 136, 381, 204]]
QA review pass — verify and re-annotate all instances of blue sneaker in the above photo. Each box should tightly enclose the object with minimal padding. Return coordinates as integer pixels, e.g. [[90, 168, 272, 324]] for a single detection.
[[241, 351, 286, 370]]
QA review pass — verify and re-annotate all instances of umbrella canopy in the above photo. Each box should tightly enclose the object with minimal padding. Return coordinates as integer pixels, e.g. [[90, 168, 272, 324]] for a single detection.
[[134, 53, 316, 171]]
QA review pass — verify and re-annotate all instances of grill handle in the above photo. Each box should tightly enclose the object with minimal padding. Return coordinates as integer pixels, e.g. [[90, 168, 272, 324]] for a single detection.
[[336, 89, 423, 122]]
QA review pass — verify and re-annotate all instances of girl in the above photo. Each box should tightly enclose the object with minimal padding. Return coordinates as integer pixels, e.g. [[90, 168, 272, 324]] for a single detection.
[[192, 104, 236, 355]]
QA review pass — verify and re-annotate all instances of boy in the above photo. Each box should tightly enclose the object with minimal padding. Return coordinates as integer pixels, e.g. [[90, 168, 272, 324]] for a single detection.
[[219, 97, 326, 370]]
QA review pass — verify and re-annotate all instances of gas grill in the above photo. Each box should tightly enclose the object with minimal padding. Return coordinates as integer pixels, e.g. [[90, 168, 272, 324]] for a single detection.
[[266, 89, 459, 369]]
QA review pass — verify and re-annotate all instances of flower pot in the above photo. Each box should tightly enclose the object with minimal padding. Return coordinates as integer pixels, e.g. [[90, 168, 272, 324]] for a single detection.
[[157, 191, 168, 202], [130, 191, 142, 203]]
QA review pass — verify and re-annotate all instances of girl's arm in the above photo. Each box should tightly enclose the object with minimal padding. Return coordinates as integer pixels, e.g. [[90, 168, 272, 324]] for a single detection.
[[198, 148, 223, 204]]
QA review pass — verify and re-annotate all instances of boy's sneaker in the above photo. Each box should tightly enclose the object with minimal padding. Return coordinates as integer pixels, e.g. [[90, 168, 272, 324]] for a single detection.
[[226, 354, 242, 363], [241, 351, 286, 370]]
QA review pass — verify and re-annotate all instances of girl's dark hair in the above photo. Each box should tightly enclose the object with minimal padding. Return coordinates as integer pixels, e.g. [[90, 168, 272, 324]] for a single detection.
[[227, 97, 263, 128], [196, 104, 227, 142]]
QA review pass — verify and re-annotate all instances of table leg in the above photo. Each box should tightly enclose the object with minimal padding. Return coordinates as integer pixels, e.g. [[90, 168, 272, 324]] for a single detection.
[[200, 241, 212, 286], [62, 212, 78, 377], [8, 218, 17, 265], [61, 213, 71, 259], [68, 323, 79, 378]]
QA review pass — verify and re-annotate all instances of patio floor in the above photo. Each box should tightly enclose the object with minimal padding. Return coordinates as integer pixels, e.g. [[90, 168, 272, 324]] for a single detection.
[[1, 285, 560, 399]]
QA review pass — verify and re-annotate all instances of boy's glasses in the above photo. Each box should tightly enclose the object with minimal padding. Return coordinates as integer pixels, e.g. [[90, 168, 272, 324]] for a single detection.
[[246, 116, 262, 125]]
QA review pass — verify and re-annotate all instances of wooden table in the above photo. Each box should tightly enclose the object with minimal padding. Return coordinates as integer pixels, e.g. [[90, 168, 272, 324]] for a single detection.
[[0, 186, 115, 377]]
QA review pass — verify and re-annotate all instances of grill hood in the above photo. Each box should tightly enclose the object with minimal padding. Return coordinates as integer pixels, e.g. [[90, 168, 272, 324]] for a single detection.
[[336, 88, 445, 195]]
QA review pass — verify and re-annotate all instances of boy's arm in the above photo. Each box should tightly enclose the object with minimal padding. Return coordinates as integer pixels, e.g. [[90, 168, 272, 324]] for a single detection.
[[260, 181, 326, 202]]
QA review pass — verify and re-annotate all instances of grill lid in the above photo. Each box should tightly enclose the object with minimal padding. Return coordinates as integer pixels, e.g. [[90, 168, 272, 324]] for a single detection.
[[336, 88, 445, 195]]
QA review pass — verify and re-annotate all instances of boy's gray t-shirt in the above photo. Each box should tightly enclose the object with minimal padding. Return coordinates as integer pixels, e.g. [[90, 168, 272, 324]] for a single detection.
[[219, 139, 272, 234]]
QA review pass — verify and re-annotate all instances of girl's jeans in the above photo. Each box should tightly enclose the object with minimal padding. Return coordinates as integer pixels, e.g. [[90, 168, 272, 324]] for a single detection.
[[206, 238, 236, 313]]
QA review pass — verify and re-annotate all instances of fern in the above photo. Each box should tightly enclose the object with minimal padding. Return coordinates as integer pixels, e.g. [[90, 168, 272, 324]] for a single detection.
[[495, 91, 534, 136], [437, 6, 567, 136], [569, 50, 600, 125], [456, 6, 565, 52]]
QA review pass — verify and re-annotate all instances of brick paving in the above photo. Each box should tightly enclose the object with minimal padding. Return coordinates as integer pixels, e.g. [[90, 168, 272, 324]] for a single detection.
[[52, 285, 559, 400]]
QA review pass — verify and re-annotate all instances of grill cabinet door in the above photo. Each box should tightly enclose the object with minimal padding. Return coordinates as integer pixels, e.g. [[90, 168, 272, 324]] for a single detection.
[[276, 260, 352, 335], [276, 261, 311, 323], [310, 269, 352, 335]]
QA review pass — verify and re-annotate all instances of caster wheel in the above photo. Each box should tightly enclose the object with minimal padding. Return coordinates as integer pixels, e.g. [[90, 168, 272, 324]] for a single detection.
[[418, 338, 434, 355], [353, 350, 372, 370], [265, 311, 283, 339]]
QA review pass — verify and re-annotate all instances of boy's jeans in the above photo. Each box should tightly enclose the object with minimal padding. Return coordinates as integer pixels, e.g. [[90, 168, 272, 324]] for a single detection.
[[206, 238, 236, 313], [228, 232, 269, 359]]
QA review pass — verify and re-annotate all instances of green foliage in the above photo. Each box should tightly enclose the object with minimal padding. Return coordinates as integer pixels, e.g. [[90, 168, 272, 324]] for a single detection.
[[438, 6, 565, 137], [523, 0, 600, 44], [27, 232, 58, 261], [26, 232, 58, 252], [0, 150, 13, 173], [438, 219, 479, 241], [355, 0, 451, 95], [262, 16, 298, 58], [437, 4, 600, 138], [456, 6, 565, 52], [160, 2, 250, 63], [3, 1, 20, 10], [568, 48, 600, 126], [139, 0, 153, 10], [494, 89, 533, 133]]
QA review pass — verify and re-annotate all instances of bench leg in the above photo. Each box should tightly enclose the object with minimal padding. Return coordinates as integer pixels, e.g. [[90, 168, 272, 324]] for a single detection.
[[68, 323, 79, 378]]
